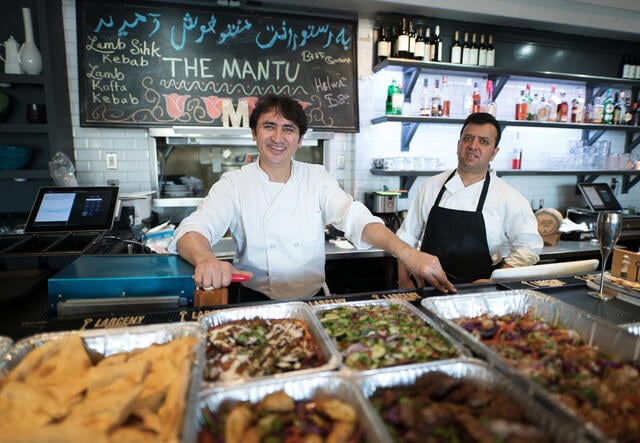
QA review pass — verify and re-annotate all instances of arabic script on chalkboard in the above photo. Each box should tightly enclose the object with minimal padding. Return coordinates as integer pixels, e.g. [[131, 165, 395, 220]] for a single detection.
[[77, 0, 359, 131]]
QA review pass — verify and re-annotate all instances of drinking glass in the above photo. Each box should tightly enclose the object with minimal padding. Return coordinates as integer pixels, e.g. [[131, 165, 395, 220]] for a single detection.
[[589, 211, 623, 300]]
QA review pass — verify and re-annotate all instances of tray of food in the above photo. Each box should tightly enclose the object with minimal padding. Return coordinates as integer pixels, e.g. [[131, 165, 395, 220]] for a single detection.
[[0, 336, 12, 356], [356, 358, 588, 442], [197, 372, 387, 443], [421, 289, 640, 443], [0, 322, 206, 443], [313, 299, 468, 376], [199, 302, 340, 385]]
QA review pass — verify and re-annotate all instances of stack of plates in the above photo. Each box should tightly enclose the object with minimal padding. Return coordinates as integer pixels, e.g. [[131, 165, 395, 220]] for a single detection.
[[163, 183, 192, 197]]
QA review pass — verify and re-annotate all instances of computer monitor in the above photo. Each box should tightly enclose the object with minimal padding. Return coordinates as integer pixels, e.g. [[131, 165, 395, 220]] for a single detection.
[[25, 186, 119, 233], [577, 182, 622, 212]]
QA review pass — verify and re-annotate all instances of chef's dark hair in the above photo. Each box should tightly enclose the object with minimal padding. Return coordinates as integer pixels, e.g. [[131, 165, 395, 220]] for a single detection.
[[249, 94, 308, 137], [461, 112, 502, 146]]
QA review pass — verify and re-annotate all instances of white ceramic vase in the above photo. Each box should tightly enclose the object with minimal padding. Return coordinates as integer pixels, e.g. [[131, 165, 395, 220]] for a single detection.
[[19, 7, 42, 75]]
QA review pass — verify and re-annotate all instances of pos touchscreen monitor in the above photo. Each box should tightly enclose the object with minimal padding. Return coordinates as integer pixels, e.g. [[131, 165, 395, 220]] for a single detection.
[[577, 182, 622, 212], [25, 187, 120, 232]]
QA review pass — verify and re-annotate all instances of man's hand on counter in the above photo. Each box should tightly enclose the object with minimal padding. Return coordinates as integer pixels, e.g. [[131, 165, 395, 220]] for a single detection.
[[362, 223, 456, 294]]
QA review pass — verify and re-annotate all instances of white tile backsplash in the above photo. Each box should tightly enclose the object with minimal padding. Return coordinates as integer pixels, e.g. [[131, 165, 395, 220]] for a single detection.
[[60, 3, 640, 209]]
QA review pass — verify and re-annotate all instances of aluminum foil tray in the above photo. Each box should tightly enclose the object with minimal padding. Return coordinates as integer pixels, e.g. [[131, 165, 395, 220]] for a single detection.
[[0, 336, 12, 356], [312, 298, 470, 377], [199, 301, 341, 386], [356, 359, 589, 443], [198, 372, 388, 443], [421, 289, 640, 442], [0, 322, 206, 443]]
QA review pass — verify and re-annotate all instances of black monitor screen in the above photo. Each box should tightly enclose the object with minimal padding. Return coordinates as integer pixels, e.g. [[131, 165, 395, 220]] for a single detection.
[[577, 183, 622, 211], [25, 187, 119, 232]]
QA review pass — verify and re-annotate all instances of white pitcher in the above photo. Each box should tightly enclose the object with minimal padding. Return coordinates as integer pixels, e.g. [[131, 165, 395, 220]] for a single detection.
[[0, 35, 22, 74]]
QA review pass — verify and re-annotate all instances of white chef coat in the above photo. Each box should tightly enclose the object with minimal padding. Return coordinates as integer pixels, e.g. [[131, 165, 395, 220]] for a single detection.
[[169, 160, 383, 299], [396, 169, 543, 267]]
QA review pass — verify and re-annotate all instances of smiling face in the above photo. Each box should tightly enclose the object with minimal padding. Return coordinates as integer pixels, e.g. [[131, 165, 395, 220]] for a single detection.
[[456, 122, 500, 174], [252, 109, 303, 177]]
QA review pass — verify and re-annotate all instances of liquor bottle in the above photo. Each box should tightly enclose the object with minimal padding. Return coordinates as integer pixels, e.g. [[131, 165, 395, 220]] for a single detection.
[[603, 88, 615, 124], [472, 82, 482, 113], [391, 81, 404, 115], [425, 27, 434, 62], [622, 92, 634, 125], [512, 132, 522, 169], [376, 25, 391, 64], [631, 97, 640, 126], [407, 19, 416, 59], [536, 93, 549, 121], [385, 78, 397, 115], [515, 90, 527, 120], [450, 30, 462, 64], [462, 78, 473, 116], [433, 25, 443, 62], [570, 88, 585, 123], [525, 84, 534, 120], [419, 77, 430, 116], [469, 33, 479, 65], [461, 32, 471, 65], [478, 34, 487, 66], [547, 85, 559, 121], [441, 75, 451, 117], [396, 17, 410, 59], [483, 79, 496, 116], [431, 78, 441, 116], [557, 90, 569, 122], [592, 96, 604, 123], [485, 35, 495, 67], [414, 26, 426, 61], [614, 91, 626, 125]]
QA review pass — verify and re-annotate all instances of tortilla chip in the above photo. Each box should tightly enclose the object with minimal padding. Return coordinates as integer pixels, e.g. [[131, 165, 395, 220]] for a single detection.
[[87, 356, 150, 394], [0, 380, 68, 430]]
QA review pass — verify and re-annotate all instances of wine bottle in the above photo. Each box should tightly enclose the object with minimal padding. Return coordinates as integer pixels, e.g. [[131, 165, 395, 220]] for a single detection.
[[469, 33, 479, 65], [396, 17, 410, 59], [407, 19, 416, 59], [486, 34, 495, 66], [461, 32, 471, 65], [622, 54, 631, 78], [425, 27, 434, 62], [376, 25, 391, 64], [390, 24, 399, 58], [433, 25, 443, 62], [478, 34, 487, 66], [414, 26, 426, 61], [450, 30, 462, 64]]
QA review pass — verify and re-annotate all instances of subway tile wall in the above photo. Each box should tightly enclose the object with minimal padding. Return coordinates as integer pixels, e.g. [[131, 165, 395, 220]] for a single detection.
[[61, 3, 640, 214]]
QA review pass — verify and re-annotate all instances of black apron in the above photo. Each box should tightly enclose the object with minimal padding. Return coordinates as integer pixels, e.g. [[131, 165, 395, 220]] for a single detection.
[[420, 170, 493, 284]]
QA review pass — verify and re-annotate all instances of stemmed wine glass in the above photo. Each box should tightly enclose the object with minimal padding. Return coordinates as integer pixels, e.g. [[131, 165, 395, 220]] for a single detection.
[[589, 211, 623, 300]]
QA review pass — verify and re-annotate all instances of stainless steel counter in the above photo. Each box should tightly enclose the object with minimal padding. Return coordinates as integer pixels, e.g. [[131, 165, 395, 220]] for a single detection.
[[212, 237, 602, 263]]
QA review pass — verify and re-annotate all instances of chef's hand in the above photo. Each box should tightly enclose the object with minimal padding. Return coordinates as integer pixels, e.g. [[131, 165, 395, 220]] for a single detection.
[[176, 232, 253, 289], [192, 256, 253, 290], [398, 260, 424, 289], [401, 249, 456, 294]]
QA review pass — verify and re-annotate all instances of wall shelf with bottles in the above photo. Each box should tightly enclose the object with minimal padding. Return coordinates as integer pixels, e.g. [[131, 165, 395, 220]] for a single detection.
[[371, 168, 640, 195]]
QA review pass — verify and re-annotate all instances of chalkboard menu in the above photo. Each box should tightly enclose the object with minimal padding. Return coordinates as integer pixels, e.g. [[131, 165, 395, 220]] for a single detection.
[[76, 0, 359, 132]]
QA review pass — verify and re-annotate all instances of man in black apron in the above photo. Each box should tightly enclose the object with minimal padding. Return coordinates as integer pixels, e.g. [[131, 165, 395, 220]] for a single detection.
[[397, 112, 542, 287]]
